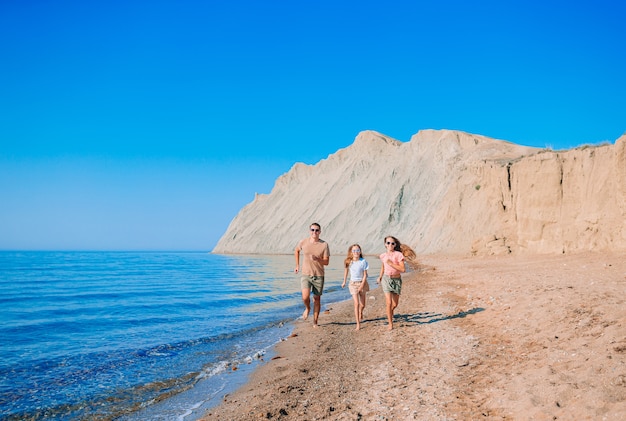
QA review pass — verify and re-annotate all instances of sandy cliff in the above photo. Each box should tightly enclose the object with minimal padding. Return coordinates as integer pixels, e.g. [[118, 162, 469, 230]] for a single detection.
[[212, 129, 626, 256]]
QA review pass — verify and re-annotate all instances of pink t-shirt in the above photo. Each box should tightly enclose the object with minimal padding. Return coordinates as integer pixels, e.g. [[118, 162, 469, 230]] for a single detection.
[[379, 250, 404, 277]]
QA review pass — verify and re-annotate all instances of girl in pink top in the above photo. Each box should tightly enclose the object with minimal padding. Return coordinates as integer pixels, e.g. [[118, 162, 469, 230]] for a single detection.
[[376, 236, 417, 330]]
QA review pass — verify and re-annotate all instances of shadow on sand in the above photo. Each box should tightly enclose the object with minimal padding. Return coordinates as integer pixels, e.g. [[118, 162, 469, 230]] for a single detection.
[[393, 307, 485, 325], [327, 307, 485, 327]]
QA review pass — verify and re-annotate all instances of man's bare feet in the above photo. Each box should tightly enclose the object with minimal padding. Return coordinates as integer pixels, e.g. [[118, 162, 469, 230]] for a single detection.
[[303, 308, 309, 320], [313, 323, 319, 328], [387, 324, 393, 330]]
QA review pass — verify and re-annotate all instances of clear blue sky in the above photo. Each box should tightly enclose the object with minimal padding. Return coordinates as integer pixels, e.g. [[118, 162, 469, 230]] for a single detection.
[[1, 0, 624, 251]]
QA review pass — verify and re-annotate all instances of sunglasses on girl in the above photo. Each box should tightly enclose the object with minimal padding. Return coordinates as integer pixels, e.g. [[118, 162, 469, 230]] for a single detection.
[[386, 241, 396, 245]]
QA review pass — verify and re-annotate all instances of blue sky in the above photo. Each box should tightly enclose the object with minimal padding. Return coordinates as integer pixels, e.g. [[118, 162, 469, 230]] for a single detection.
[[1, 0, 624, 251]]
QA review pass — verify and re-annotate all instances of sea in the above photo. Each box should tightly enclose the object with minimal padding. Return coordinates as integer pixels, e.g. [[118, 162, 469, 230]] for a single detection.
[[0, 251, 371, 421]]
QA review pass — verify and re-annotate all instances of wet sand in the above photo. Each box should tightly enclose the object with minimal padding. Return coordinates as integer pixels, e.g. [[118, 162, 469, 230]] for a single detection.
[[199, 253, 626, 420]]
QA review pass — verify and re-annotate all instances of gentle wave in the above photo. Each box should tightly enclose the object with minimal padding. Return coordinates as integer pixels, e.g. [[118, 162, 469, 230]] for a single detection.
[[0, 251, 355, 420]]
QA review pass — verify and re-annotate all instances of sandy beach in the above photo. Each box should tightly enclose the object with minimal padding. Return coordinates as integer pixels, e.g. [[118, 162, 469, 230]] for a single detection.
[[200, 253, 626, 420]]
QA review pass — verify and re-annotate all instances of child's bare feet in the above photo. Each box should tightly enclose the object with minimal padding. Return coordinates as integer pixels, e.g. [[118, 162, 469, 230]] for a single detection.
[[355, 325, 360, 331]]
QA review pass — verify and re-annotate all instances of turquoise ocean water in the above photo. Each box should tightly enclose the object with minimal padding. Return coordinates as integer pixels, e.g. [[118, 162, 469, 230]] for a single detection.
[[0, 251, 361, 420]]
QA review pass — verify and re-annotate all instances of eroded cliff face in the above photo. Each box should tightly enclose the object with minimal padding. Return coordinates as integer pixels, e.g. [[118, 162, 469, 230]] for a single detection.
[[507, 139, 625, 254], [467, 138, 626, 255], [212, 130, 626, 256]]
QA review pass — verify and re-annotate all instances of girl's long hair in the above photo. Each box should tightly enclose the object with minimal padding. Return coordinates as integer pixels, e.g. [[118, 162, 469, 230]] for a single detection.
[[384, 236, 419, 270], [344, 243, 363, 268]]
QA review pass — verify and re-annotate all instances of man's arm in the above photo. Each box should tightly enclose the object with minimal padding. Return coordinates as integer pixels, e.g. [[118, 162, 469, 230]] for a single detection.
[[294, 248, 300, 273]]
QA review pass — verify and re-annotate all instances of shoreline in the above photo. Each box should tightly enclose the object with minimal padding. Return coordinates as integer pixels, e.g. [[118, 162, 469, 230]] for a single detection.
[[198, 253, 626, 420]]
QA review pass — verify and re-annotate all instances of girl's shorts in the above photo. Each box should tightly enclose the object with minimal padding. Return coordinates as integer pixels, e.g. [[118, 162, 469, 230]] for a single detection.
[[349, 280, 369, 295], [382, 275, 402, 295]]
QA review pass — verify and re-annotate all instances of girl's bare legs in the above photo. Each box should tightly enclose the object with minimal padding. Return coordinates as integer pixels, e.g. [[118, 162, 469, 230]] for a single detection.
[[384, 292, 393, 329], [352, 294, 361, 330], [385, 292, 400, 330], [358, 290, 366, 322], [391, 293, 399, 314]]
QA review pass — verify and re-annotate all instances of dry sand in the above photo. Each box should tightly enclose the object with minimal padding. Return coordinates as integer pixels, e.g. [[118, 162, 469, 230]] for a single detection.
[[200, 253, 626, 420]]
